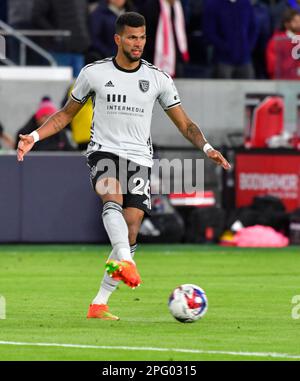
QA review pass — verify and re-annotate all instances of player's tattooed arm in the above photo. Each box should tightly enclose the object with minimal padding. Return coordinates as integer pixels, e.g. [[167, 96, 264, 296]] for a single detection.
[[17, 98, 83, 162], [166, 105, 231, 170], [38, 98, 83, 138], [185, 121, 207, 150], [166, 105, 207, 149]]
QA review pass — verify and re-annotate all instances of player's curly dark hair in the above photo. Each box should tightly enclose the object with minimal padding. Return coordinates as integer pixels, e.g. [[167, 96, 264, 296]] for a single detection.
[[115, 12, 145, 34], [281, 8, 300, 31]]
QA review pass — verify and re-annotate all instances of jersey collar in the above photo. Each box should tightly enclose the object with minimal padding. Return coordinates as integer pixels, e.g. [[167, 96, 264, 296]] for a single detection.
[[113, 57, 142, 73]]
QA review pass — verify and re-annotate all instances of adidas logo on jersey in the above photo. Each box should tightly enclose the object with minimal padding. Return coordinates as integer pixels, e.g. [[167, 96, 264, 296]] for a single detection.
[[105, 81, 114, 87]]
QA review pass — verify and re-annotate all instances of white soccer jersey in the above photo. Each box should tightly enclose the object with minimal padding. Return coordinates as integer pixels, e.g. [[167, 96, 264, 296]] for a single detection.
[[71, 57, 181, 167]]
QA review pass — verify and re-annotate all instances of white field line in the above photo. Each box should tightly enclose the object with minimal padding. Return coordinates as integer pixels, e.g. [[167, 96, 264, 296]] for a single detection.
[[0, 341, 300, 359]]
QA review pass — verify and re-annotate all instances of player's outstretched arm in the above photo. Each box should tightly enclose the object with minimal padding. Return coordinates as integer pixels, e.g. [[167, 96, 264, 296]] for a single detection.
[[166, 105, 231, 170], [17, 98, 84, 162]]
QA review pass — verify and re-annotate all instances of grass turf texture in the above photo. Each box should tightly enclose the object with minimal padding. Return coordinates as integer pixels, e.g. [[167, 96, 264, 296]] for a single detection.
[[0, 244, 299, 361]]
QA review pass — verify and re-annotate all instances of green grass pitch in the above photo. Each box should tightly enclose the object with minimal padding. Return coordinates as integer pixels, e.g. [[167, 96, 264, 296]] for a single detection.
[[0, 244, 299, 361]]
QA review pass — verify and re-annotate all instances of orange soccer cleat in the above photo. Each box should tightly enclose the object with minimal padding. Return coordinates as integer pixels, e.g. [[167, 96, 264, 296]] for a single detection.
[[87, 304, 120, 321], [105, 260, 141, 289]]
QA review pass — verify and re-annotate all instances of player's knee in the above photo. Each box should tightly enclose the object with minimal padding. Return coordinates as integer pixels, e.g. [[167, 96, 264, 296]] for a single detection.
[[101, 193, 123, 206], [102, 200, 123, 219]]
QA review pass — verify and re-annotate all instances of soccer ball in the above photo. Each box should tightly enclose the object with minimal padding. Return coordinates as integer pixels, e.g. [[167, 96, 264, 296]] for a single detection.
[[168, 284, 208, 323]]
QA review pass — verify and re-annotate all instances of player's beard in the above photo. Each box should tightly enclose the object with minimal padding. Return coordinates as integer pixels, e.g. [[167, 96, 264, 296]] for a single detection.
[[123, 47, 143, 62]]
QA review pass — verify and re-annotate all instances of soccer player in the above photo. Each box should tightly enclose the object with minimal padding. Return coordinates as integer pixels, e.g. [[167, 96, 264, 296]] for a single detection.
[[17, 12, 230, 321]]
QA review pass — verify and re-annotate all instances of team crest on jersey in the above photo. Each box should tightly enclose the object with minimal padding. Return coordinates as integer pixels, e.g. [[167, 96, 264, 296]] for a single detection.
[[139, 80, 150, 93]]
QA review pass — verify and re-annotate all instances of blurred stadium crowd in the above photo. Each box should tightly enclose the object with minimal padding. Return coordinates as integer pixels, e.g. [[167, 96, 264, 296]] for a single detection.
[[1, 0, 300, 80]]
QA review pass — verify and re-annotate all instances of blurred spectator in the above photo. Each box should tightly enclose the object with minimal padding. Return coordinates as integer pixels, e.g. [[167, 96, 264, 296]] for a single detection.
[[270, 1, 288, 31], [8, 0, 34, 28], [0, 123, 15, 150], [180, 0, 191, 22], [251, 0, 272, 78], [0, 0, 7, 22], [6, 0, 35, 64], [141, 0, 189, 77], [88, 0, 102, 13], [266, 8, 300, 79], [32, 0, 90, 77], [288, 0, 300, 11], [184, 0, 213, 78], [88, 0, 136, 62], [131, 0, 145, 13], [270, 0, 300, 30], [203, 0, 258, 79], [15, 97, 74, 151]]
